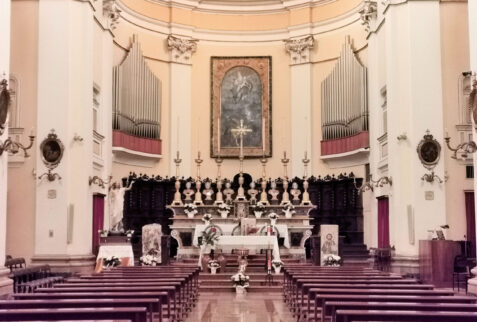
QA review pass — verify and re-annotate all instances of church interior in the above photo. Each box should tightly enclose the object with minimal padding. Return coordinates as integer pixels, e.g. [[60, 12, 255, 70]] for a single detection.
[[1, 0, 477, 320]]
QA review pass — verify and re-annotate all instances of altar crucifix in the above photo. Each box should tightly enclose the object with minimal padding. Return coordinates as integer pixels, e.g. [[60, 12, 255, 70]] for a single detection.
[[231, 119, 252, 201]]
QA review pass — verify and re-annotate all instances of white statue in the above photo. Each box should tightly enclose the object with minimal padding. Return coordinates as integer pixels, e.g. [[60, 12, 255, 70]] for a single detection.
[[268, 181, 280, 205], [290, 182, 301, 204], [223, 181, 234, 203], [247, 182, 259, 204], [202, 181, 215, 203], [109, 180, 135, 231]]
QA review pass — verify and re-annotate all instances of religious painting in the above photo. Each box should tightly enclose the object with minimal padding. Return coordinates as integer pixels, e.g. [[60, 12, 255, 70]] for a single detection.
[[211, 56, 272, 158], [39, 130, 65, 170]]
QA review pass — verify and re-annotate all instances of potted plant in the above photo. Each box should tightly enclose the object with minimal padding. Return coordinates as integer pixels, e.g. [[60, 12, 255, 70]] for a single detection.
[[208, 259, 221, 274], [218, 203, 231, 219], [202, 213, 213, 225], [231, 271, 250, 294], [282, 202, 296, 219], [184, 203, 198, 219], [323, 254, 342, 267], [103, 256, 121, 268], [253, 202, 266, 219], [200, 230, 219, 254], [268, 212, 278, 226], [271, 260, 284, 274]]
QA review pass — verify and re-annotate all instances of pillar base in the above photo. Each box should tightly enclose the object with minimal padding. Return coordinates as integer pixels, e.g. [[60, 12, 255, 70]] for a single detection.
[[391, 254, 420, 277], [0, 267, 13, 297], [31, 254, 96, 274], [467, 267, 477, 295]]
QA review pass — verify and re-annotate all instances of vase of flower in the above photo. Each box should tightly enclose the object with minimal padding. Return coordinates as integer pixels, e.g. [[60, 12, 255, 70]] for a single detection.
[[273, 266, 282, 274], [272, 260, 283, 274], [220, 211, 229, 219], [235, 285, 246, 294], [282, 202, 296, 219], [254, 211, 263, 219], [184, 203, 198, 219], [268, 212, 278, 226]]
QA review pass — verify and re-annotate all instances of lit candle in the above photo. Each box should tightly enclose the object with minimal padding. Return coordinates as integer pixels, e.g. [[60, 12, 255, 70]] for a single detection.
[[305, 151, 308, 159], [198, 151, 201, 159], [445, 128, 449, 138], [30, 128, 35, 136]]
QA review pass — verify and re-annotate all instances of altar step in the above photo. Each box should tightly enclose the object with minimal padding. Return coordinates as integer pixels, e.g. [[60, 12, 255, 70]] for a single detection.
[[199, 272, 283, 293], [341, 243, 370, 262]]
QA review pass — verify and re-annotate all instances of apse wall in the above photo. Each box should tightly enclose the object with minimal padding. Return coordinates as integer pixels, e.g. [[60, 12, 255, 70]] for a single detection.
[[111, 0, 368, 181]]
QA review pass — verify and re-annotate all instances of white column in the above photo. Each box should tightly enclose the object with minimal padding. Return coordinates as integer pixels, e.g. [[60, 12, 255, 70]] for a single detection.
[[0, 0, 13, 295], [467, 0, 477, 295], [33, 0, 95, 271], [385, 0, 446, 256], [285, 36, 314, 178], [167, 35, 197, 178]]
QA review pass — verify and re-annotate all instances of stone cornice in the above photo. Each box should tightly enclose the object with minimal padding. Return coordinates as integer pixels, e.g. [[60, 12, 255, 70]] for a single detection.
[[117, 0, 362, 43]]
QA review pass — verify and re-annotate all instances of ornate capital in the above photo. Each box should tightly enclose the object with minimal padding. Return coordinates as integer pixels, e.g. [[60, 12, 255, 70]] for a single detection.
[[103, 0, 121, 31], [359, 0, 377, 32], [284, 35, 314, 65], [167, 35, 198, 64]]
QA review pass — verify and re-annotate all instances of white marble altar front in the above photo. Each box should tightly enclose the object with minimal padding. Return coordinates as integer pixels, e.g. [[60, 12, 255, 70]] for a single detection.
[[216, 235, 281, 261]]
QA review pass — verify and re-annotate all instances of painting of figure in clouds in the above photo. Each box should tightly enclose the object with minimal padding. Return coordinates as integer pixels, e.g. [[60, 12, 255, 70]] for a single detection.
[[211, 56, 271, 158]]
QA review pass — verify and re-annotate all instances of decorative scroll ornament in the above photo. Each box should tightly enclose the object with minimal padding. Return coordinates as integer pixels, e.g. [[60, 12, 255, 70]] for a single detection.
[[284, 35, 314, 65], [103, 0, 121, 30], [167, 35, 198, 64], [359, 0, 377, 32]]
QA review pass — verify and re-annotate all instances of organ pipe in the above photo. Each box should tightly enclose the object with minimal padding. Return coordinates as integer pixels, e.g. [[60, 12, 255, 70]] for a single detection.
[[321, 37, 368, 140], [113, 35, 162, 140]]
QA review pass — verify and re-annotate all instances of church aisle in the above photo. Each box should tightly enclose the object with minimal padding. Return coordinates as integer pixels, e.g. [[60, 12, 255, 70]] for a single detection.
[[185, 292, 295, 322]]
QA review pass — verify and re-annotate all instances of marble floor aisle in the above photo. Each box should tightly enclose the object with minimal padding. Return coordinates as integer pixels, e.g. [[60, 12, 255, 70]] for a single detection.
[[185, 292, 295, 322]]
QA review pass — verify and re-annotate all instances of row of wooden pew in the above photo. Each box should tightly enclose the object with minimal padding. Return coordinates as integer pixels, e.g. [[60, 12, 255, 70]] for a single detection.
[[282, 264, 477, 322], [0, 264, 199, 321]]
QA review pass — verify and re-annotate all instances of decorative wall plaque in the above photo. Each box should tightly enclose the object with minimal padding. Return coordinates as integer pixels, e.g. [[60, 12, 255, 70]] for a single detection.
[[38, 130, 64, 182], [417, 130, 441, 170]]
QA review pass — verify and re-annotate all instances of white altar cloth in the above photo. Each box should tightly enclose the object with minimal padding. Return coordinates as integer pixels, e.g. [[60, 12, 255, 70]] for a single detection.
[[97, 245, 134, 266], [216, 235, 281, 261], [193, 223, 290, 248]]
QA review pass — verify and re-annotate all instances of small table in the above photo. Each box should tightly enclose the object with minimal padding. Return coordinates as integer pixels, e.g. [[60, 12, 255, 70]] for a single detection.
[[95, 244, 134, 272]]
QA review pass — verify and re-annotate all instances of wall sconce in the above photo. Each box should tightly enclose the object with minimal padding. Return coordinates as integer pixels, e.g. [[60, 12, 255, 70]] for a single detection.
[[354, 174, 393, 193], [421, 171, 448, 184], [0, 134, 35, 157], [444, 136, 477, 159], [397, 133, 407, 141], [89, 175, 112, 188], [38, 169, 62, 182], [73, 133, 84, 142]]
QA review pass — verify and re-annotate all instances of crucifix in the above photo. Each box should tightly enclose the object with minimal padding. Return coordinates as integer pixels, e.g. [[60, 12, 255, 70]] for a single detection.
[[231, 119, 252, 200]]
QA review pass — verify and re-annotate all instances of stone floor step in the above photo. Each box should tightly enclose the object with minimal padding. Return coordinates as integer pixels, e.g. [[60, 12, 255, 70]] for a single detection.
[[198, 285, 283, 293]]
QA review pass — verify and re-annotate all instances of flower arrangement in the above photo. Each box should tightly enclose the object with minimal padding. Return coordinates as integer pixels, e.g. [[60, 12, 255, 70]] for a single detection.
[[268, 212, 278, 220], [282, 202, 296, 213], [208, 259, 221, 269], [200, 230, 219, 247], [323, 254, 342, 267], [253, 202, 266, 213], [202, 213, 213, 223], [98, 229, 109, 237], [184, 203, 198, 217], [231, 272, 250, 288], [272, 260, 284, 268], [140, 254, 160, 266], [103, 256, 121, 268], [218, 203, 231, 211]]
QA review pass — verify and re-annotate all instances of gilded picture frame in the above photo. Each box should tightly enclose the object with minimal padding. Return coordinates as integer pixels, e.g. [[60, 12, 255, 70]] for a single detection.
[[210, 56, 272, 158]]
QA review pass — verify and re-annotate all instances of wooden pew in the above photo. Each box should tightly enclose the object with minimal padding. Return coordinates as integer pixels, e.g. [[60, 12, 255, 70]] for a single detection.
[[0, 307, 147, 321], [13, 291, 171, 321], [309, 288, 456, 321], [335, 309, 477, 322], [0, 298, 160, 322], [325, 301, 477, 322]]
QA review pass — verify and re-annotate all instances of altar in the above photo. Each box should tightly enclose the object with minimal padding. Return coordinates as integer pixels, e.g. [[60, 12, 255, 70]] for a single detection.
[[216, 235, 281, 261]]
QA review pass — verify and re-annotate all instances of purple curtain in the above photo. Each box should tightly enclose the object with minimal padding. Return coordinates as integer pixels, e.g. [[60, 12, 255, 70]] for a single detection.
[[377, 197, 390, 248], [465, 191, 475, 258], [92, 195, 105, 256]]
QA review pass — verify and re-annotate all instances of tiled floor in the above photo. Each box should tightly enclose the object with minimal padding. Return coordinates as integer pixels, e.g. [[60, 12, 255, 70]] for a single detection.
[[185, 292, 295, 322]]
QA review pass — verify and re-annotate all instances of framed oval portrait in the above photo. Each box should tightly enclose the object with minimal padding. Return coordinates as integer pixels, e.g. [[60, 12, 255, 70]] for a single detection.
[[40, 131, 64, 169], [417, 131, 441, 170]]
